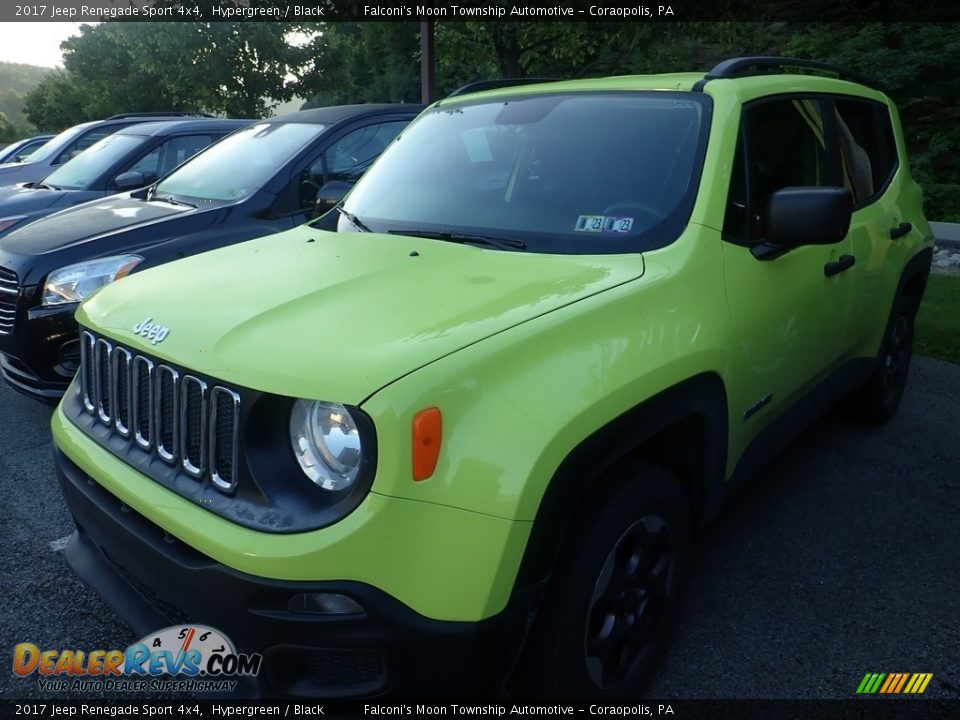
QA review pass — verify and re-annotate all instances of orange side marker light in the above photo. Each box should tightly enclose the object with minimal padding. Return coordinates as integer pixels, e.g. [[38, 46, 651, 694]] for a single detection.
[[412, 407, 442, 481]]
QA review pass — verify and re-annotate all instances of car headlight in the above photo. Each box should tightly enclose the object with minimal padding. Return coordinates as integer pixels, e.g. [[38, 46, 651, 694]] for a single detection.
[[42, 254, 143, 306], [290, 399, 363, 491], [0, 216, 27, 234]]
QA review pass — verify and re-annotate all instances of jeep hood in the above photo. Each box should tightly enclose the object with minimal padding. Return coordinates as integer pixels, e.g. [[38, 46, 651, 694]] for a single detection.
[[80, 226, 644, 403]]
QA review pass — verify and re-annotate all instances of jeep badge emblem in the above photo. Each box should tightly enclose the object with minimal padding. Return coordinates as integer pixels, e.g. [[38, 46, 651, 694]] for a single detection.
[[132, 317, 170, 345]]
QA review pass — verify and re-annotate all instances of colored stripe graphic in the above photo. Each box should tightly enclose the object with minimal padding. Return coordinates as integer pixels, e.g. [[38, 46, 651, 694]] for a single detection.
[[857, 673, 886, 693], [857, 672, 932, 694]]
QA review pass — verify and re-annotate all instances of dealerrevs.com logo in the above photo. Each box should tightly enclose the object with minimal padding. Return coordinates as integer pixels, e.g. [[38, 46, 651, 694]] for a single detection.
[[12, 625, 262, 693]]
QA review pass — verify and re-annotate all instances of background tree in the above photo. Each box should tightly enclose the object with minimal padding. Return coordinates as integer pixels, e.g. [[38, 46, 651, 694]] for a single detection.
[[23, 22, 305, 128], [21, 70, 88, 132]]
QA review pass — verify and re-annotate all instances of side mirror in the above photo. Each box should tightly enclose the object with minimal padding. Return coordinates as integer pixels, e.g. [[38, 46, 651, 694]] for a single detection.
[[113, 171, 147, 191], [313, 180, 354, 216], [765, 187, 853, 248]]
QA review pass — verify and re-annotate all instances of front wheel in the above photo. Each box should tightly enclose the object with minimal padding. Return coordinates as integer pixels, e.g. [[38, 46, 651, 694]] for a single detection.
[[513, 461, 691, 698]]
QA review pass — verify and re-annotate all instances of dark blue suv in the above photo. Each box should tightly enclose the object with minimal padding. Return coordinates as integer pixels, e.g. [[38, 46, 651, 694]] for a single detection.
[[0, 113, 217, 189], [0, 118, 251, 238]]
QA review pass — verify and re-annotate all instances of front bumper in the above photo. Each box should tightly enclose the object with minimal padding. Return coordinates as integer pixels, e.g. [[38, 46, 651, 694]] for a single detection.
[[0, 301, 79, 402], [57, 446, 532, 697], [52, 400, 538, 697]]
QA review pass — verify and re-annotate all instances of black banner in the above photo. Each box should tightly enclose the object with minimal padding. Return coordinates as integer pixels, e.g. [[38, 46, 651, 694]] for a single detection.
[[1, 0, 959, 23], [2, 700, 960, 720]]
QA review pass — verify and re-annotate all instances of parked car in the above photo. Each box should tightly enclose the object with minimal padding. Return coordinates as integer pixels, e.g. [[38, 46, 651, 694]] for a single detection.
[[0, 134, 54, 164], [0, 104, 420, 399], [49, 58, 934, 697], [0, 113, 214, 188], [0, 118, 252, 239]]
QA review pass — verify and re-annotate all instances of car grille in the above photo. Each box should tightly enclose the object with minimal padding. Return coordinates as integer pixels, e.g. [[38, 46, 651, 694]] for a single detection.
[[0, 266, 19, 335], [78, 330, 240, 492]]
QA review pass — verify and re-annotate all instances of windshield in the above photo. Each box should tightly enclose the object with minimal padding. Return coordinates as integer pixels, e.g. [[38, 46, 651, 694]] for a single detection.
[[155, 122, 326, 202], [342, 92, 709, 253], [44, 133, 144, 189], [20, 124, 89, 164]]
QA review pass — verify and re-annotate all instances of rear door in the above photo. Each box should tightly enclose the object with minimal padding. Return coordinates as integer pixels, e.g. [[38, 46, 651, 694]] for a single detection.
[[830, 97, 915, 356]]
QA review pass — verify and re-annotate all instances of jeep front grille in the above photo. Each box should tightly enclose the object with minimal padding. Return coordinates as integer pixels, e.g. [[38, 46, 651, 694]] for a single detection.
[[0, 267, 19, 335], [78, 330, 240, 491]]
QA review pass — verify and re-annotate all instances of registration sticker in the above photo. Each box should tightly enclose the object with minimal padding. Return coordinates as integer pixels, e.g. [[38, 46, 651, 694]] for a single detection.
[[604, 216, 634, 233], [575, 215, 635, 233], [575, 215, 606, 233]]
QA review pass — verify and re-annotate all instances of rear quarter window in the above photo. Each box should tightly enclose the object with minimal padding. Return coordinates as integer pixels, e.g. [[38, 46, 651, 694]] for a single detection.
[[833, 98, 899, 206]]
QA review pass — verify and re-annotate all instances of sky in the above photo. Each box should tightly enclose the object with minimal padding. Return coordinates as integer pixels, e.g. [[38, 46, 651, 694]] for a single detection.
[[0, 23, 88, 67]]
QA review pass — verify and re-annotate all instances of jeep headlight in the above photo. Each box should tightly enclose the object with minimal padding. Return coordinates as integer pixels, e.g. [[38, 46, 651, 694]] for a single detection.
[[290, 399, 363, 491], [43, 254, 142, 306]]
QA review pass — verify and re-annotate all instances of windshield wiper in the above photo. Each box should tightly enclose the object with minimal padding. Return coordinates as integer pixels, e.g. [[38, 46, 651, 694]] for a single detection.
[[387, 229, 527, 251], [335, 205, 372, 233], [150, 193, 196, 209], [33, 182, 60, 191]]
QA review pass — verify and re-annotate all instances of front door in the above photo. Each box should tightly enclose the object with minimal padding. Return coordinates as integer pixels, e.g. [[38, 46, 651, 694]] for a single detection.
[[721, 96, 856, 446]]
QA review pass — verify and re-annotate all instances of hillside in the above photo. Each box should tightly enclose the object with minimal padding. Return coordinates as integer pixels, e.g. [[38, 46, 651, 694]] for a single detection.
[[0, 61, 52, 129]]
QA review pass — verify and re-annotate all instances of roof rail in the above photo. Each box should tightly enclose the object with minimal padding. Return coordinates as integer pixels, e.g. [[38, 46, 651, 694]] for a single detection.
[[447, 78, 560, 98], [105, 112, 218, 120], [697, 56, 880, 91]]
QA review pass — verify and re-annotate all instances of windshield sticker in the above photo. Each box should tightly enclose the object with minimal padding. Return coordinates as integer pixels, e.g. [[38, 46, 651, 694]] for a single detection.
[[575, 215, 635, 233]]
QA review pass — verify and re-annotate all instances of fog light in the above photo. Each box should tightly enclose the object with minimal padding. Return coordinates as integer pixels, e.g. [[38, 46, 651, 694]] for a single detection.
[[288, 592, 364, 615]]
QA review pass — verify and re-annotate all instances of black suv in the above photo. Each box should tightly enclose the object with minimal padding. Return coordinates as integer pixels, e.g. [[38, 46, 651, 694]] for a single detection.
[[0, 103, 421, 401], [0, 118, 251, 238], [0, 113, 216, 189]]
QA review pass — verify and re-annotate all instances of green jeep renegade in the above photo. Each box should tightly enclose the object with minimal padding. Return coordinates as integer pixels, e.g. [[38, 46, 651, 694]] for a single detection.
[[52, 57, 933, 698]]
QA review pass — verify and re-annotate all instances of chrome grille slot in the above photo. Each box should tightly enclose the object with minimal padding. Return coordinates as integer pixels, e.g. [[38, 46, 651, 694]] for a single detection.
[[0, 267, 17, 335], [180, 376, 207, 478], [132, 356, 154, 450], [79, 331, 96, 412], [77, 329, 242, 497], [155, 365, 179, 464], [0, 266, 17, 294], [112, 348, 132, 438], [0, 305, 15, 335], [94, 338, 112, 425], [210, 387, 240, 492]]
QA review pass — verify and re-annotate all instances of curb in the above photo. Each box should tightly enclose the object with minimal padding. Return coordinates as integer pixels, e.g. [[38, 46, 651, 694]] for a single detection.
[[931, 222, 960, 250]]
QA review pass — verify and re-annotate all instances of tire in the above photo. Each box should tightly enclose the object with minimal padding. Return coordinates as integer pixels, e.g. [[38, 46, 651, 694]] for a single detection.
[[513, 461, 692, 698], [848, 293, 916, 425]]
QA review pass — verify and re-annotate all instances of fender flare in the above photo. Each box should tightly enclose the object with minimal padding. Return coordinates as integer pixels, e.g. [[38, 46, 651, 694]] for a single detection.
[[512, 372, 729, 597]]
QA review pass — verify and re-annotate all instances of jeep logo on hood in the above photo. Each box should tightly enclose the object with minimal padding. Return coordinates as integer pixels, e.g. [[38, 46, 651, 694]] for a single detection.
[[132, 318, 170, 345]]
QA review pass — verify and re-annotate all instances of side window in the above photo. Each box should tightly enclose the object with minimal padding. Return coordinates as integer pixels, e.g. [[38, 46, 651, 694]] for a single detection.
[[834, 98, 898, 205], [723, 98, 830, 244], [299, 121, 408, 209], [126, 135, 213, 185], [54, 127, 120, 165]]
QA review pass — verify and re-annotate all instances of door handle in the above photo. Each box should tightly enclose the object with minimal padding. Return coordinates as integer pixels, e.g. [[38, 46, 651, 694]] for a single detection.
[[824, 254, 855, 277], [890, 222, 912, 239]]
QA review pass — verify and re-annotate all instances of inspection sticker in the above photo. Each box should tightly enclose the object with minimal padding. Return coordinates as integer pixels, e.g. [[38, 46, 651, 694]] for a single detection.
[[575, 215, 635, 233]]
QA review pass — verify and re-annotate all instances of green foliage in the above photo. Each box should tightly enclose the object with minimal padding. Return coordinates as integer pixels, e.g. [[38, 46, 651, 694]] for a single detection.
[[21, 70, 88, 132], [0, 61, 51, 137], [0, 111, 16, 143], [23, 23, 305, 130], [300, 23, 421, 107], [916, 274, 960, 364]]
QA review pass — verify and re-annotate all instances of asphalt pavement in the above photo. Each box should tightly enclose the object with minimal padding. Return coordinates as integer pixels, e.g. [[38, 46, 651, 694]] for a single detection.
[[1, 358, 958, 700]]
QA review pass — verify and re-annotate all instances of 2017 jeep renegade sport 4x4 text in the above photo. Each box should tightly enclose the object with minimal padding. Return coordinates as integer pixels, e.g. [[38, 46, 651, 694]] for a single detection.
[[52, 58, 933, 698]]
